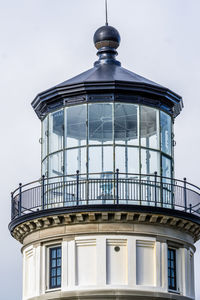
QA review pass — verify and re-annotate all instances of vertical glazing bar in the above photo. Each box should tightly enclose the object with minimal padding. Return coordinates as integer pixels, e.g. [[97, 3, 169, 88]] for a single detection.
[[184, 177, 187, 212], [189, 204, 192, 214], [154, 172, 157, 207], [76, 170, 79, 206], [19, 183, 22, 217]]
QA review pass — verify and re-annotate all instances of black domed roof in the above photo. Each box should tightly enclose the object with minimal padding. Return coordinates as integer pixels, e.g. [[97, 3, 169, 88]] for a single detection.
[[56, 63, 162, 88], [32, 24, 183, 120]]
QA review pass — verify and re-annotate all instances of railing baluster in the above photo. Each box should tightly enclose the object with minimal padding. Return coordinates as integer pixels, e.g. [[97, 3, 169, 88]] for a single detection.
[[160, 175, 163, 207], [19, 183, 22, 217], [76, 170, 79, 206], [154, 172, 157, 207], [42, 175, 45, 210], [116, 169, 119, 205], [184, 177, 187, 212]]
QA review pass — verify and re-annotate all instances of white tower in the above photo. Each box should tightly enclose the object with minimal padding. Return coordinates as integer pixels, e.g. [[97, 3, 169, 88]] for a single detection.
[[9, 24, 200, 300]]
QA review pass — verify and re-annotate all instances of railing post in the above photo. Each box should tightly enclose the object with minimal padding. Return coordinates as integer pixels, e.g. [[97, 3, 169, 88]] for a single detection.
[[184, 177, 187, 212], [189, 204, 192, 214], [116, 169, 119, 205], [154, 172, 157, 207], [160, 174, 163, 207], [19, 183, 22, 217], [76, 170, 79, 206], [42, 175, 45, 210]]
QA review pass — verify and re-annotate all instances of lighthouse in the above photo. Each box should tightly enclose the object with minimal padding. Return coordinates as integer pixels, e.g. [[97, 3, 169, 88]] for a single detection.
[[9, 23, 200, 300]]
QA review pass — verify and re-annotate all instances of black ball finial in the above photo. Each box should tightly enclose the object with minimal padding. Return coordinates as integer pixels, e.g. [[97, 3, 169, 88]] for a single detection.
[[93, 25, 121, 50]]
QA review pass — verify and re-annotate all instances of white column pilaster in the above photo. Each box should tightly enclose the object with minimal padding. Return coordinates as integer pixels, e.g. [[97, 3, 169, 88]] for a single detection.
[[40, 244, 46, 294], [22, 249, 26, 300], [128, 237, 136, 287], [155, 241, 162, 289], [34, 243, 41, 297], [182, 247, 189, 296], [62, 239, 68, 291], [96, 236, 106, 286], [68, 239, 76, 287], [161, 242, 168, 292]]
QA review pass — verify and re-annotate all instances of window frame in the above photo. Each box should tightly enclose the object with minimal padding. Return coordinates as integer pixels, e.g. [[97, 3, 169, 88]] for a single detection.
[[168, 247, 177, 292], [48, 245, 62, 290]]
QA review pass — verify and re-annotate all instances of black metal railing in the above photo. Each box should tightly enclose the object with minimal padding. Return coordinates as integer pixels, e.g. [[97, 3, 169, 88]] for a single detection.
[[11, 172, 200, 220]]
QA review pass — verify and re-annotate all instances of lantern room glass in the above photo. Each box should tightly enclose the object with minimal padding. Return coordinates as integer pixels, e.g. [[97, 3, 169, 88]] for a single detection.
[[114, 103, 139, 145], [89, 103, 113, 145], [65, 105, 87, 148], [42, 116, 48, 159], [41, 103, 173, 181], [141, 106, 159, 150], [161, 111, 172, 156], [49, 110, 64, 154]]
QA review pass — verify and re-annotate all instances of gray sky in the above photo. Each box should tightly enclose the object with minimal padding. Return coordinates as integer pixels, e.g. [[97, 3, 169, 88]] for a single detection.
[[1, 0, 200, 298]]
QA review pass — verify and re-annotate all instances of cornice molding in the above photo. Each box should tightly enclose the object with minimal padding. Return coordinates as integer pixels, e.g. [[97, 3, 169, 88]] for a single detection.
[[12, 210, 200, 244]]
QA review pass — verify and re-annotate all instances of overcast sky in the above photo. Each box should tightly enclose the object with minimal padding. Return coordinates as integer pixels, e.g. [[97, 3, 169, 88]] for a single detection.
[[1, 0, 200, 299]]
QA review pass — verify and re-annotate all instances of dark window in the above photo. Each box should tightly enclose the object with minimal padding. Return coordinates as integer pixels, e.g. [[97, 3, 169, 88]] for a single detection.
[[168, 248, 176, 290], [49, 246, 61, 289]]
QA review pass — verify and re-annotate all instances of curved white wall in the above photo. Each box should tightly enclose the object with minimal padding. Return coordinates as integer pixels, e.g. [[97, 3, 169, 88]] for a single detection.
[[22, 234, 195, 300]]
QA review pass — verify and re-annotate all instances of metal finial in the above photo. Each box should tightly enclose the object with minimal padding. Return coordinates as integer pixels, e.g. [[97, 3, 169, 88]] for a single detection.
[[105, 0, 108, 26]]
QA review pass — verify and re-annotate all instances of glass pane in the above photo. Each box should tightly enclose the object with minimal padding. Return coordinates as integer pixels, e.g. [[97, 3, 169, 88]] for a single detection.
[[162, 156, 171, 179], [128, 147, 139, 174], [49, 152, 63, 178], [65, 105, 87, 148], [42, 116, 48, 159], [141, 149, 160, 176], [88, 146, 113, 177], [65, 147, 86, 177], [89, 103, 113, 145], [115, 146, 125, 174], [57, 276, 61, 286], [57, 259, 61, 267], [161, 111, 172, 155], [57, 248, 61, 258], [57, 268, 61, 276], [51, 277, 56, 287], [42, 158, 48, 177], [141, 106, 159, 149], [114, 103, 139, 145], [51, 269, 56, 276], [49, 110, 64, 153], [51, 260, 56, 268], [51, 249, 56, 258], [162, 156, 172, 207], [172, 278, 175, 287], [115, 147, 139, 175]]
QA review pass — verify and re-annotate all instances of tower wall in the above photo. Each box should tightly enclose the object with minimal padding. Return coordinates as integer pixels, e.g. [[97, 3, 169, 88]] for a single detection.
[[17, 211, 197, 300]]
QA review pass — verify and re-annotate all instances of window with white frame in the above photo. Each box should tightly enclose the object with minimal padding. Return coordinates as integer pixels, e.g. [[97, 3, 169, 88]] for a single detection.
[[49, 246, 62, 289], [168, 248, 177, 291]]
